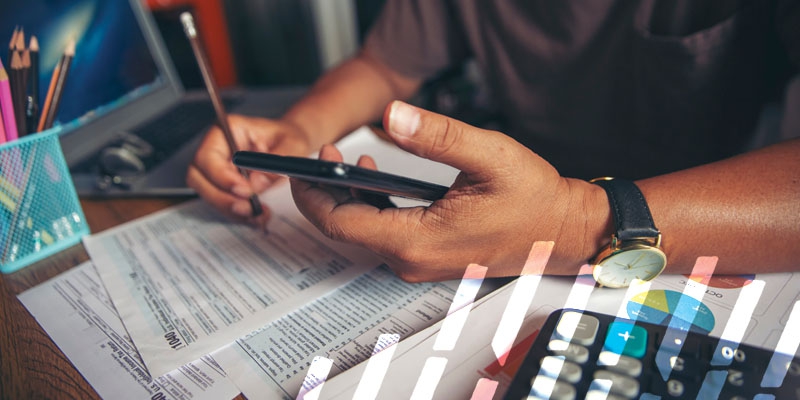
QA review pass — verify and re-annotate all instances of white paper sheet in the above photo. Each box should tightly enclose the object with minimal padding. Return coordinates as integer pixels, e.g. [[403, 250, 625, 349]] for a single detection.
[[82, 127, 460, 377], [212, 265, 476, 399], [18, 262, 241, 400]]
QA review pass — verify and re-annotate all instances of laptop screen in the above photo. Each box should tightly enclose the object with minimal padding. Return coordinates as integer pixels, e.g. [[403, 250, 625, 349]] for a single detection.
[[0, 0, 183, 165]]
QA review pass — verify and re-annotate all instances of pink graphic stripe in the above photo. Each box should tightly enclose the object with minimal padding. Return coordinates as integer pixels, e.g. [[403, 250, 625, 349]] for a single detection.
[[469, 378, 498, 400], [491, 241, 554, 366]]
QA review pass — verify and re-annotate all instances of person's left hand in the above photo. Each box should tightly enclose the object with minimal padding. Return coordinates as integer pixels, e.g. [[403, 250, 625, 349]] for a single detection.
[[290, 101, 610, 282]]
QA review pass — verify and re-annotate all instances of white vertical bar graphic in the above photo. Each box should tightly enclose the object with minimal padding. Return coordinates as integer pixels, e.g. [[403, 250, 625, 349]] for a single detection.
[[410, 357, 448, 400], [617, 279, 653, 319], [562, 264, 597, 311], [434, 264, 488, 351], [490, 241, 554, 365], [710, 280, 765, 366], [296, 356, 333, 400], [762, 300, 800, 387], [352, 333, 401, 400], [655, 256, 717, 381]]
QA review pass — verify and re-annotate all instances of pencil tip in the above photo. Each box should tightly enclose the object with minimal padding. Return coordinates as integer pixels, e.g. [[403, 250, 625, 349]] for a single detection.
[[21, 49, 30, 66], [65, 39, 76, 56], [180, 12, 198, 38], [9, 27, 18, 48], [29, 36, 39, 51], [15, 28, 25, 50], [11, 51, 21, 68]]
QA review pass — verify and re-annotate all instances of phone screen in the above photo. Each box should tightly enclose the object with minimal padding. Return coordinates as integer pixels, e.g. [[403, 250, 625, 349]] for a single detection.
[[232, 151, 449, 202]]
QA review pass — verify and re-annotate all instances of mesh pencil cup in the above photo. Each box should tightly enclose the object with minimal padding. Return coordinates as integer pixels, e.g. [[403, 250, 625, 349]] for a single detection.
[[0, 129, 89, 273]]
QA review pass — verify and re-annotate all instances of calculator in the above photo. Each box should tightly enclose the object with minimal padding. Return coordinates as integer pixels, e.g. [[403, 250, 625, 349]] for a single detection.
[[503, 308, 800, 399]]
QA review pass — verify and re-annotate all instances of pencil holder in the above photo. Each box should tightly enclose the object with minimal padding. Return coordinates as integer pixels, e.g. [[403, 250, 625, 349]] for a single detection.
[[0, 129, 89, 273]]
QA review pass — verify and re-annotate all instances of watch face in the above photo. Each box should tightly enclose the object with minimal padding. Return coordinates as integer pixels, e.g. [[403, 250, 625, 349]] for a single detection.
[[594, 246, 667, 288]]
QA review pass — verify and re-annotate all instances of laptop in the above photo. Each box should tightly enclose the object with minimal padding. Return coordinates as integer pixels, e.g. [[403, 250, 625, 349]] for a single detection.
[[1, 0, 304, 197]]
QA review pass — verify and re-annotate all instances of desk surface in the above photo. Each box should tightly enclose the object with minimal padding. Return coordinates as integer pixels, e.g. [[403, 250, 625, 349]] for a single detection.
[[0, 197, 191, 399]]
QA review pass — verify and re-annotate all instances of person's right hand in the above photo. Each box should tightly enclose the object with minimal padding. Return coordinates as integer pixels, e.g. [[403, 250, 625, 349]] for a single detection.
[[187, 114, 313, 229]]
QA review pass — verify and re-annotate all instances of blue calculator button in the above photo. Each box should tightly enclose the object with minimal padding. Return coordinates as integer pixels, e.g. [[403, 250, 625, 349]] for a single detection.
[[603, 322, 648, 358]]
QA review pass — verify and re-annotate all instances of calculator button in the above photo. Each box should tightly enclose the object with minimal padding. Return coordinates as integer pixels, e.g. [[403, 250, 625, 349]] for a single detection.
[[597, 351, 643, 377], [726, 369, 746, 387], [539, 356, 582, 383], [547, 340, 590, 364], [603, 322, 648, 359], [555, 311, 600, 346], [529, 375, 576, 400], [593, 370, 640, 398], [666, 379, 685, 397]]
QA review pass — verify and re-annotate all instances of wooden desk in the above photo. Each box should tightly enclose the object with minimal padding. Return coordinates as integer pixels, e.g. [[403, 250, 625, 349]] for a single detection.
[[0, 197, 188, 399]]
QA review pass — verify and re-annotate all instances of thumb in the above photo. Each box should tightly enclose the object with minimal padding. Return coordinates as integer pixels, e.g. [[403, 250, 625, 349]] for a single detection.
[[382, 101, 512, 176]]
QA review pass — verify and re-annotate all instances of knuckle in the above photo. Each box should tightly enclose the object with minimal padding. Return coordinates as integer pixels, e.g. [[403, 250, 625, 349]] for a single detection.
[[427, 118, 462, 159]]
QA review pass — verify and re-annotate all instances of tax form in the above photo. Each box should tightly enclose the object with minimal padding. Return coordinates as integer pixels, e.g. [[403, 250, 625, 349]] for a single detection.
[[18, 262, 240, 400], [82, 127, 460, 378]]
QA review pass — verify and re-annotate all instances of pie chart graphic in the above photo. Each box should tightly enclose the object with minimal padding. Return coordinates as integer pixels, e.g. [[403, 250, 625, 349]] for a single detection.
[[626, 290, 715, 334]]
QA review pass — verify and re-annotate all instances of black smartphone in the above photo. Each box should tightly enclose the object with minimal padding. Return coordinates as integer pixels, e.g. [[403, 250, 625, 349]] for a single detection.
[[232, 151, 449, 202]]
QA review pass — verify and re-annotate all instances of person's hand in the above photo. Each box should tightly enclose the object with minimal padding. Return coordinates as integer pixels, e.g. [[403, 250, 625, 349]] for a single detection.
[[290, 101, 611, 282], [187, 114, 313, 228]]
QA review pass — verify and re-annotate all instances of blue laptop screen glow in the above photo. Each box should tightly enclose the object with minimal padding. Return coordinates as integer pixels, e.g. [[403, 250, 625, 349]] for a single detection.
[[0, 0, 162, 132]]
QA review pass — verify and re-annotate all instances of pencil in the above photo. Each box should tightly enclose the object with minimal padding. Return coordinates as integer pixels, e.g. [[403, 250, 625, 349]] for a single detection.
[[0, 60, 18, 141], [180, 12, 263, 217], [8, 27, 18, 68], [42, 39, 74, 130], [38, 39, 74, 132], [37, 56, 61, 132], [14, 50, 29, 136], [27, 36, 39, 135], [9, 52, 23, 132], [9, 31, 27, 136], [0, 100, 6, 144]]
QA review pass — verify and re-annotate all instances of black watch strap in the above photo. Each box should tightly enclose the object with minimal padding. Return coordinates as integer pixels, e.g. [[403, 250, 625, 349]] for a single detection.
[[592, 178, 659, 241]]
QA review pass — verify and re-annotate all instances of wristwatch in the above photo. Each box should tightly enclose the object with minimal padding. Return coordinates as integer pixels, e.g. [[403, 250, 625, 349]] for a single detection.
[[590, 177, 666, 288]]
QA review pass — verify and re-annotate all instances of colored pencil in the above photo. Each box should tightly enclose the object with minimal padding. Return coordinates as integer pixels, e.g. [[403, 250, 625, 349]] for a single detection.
[[39, 39, 74, 132], [8, 27, 18, 68], [27, 36, 39, 135], [11, 51, 28, 136], [0, 59, 18, 141], [181, 12, 263, 217], [43, 39, 74, 131], [0, 100, 6, 144]]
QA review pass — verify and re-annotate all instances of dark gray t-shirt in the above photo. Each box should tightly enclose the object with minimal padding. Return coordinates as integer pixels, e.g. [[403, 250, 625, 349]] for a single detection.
[[365, 0, 799, 179]]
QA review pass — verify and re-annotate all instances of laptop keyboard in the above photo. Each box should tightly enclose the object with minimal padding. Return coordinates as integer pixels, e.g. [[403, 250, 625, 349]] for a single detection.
[[72, 97, 240, 174]]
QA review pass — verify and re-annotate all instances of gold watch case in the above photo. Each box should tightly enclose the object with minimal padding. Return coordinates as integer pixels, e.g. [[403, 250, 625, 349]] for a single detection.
[[592, 235, 666, 288]]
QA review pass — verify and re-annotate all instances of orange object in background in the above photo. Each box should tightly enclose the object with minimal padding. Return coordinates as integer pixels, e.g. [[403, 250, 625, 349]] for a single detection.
[[145, 0, 237, 87]]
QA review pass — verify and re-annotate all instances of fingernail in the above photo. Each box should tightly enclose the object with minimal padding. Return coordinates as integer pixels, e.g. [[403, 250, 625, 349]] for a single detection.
[[231, 185, 252, 198], [388, 101, 420, 139], [231, 201, 252, 217]]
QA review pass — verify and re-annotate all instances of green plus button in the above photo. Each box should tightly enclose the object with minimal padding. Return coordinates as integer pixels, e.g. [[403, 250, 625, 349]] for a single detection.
[[603, 322, 648, 358]]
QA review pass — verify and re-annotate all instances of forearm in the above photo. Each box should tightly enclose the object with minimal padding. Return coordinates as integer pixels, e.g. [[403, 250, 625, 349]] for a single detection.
[[579, 138, 800, 276], [281, 49, 422, 151]]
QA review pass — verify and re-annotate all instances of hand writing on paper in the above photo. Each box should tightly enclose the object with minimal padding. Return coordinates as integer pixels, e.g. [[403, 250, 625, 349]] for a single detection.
[[187, 114, 313, 228], [290, 101, 612, 282]]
